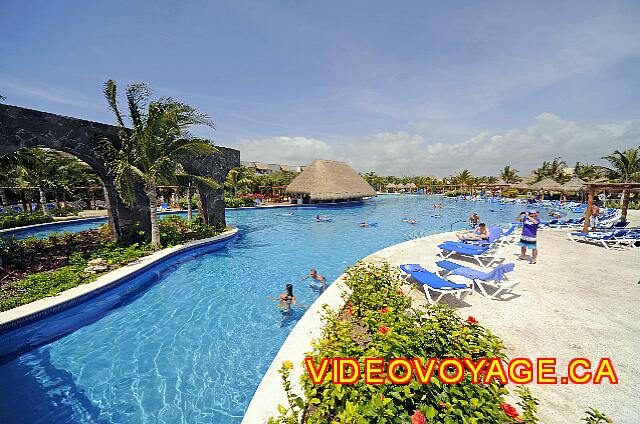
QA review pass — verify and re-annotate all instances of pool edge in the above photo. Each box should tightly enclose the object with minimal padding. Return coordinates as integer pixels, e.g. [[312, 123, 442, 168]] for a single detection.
[[0, 228, 239, 334], [241, 230, 458, 424]]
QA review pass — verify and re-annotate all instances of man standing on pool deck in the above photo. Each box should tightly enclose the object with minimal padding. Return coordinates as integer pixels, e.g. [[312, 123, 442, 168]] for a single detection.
[[518, 210, 540, 264], [303, 268, 327, 291]]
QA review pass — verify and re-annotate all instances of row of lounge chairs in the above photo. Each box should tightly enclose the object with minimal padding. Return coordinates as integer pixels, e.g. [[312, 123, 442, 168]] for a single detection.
[[568, 229, 640, 250], [400, 224, 521, 304]]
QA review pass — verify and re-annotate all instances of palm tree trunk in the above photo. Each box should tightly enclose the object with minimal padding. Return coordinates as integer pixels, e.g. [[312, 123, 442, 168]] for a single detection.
[[38, 186, 50, 215], [19, 189, 28, 212], [621, 189, 630, 222], [186, 183, 193, 222], [146, 183, 161, 248], [0, 190, 7, 206]]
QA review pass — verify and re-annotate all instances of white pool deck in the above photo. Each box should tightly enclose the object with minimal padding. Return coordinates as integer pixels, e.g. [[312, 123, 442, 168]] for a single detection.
[[244, 211, 640, 424]]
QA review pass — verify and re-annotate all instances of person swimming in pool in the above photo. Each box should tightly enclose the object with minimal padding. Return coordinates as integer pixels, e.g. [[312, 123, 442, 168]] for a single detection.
[[402, 217, 418, 224], [316, 214, 331, 221], [269, 283, 298, 313], [302, 268, 327, 292]]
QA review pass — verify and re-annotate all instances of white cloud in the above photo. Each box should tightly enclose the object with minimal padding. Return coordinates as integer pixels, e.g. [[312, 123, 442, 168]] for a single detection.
[[236, 136, 336, 165], [235, 114, 640, 177]]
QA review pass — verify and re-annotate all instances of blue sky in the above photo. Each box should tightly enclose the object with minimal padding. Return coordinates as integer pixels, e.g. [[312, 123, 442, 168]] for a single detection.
[[2, 0, 639, 176]]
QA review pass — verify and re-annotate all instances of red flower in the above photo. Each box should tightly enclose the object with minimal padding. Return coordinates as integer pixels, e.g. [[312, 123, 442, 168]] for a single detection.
[[411, 410, 426, 424], [499, 403, 521, 420], [348, 308, 354, 315], [466, 316, 479, 324], [378, 326, 390, 334], [379, 394, 385, 400], [380, 307, 390, 313], [396, 289, 405, 296]]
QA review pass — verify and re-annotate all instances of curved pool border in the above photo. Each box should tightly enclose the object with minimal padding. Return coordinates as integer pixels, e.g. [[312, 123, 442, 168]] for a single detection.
[[241, 230, 457, 424], [0, 227, 239, 334]]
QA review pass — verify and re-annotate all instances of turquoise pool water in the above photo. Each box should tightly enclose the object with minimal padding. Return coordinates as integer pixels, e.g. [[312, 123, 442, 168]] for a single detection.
[[0, 195, 532, 423], [3, 212, 186, 240]]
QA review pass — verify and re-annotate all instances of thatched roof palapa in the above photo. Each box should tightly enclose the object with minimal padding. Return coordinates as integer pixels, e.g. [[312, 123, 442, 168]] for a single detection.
[[286, 160, 376, 201], [562, 176, 587, 192], [406, 182, 417, 189], [529, 177, 564, 191]]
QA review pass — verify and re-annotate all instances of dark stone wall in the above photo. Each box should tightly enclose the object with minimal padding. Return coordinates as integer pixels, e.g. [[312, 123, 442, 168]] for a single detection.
[[182, 147, 240, 227], [0, 104, 239, 237]]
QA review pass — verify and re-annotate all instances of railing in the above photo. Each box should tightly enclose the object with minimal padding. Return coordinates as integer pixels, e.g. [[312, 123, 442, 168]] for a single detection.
[[449, 219, 466, 231]]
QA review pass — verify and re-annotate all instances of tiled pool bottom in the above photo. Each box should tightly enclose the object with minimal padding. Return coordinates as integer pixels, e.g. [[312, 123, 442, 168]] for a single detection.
[[0, 195, 533, 423]]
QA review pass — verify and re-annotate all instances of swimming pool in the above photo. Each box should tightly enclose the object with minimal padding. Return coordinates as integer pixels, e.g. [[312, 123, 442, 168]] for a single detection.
[[0, 195, 539, 423], [2, 212, 187, 240]]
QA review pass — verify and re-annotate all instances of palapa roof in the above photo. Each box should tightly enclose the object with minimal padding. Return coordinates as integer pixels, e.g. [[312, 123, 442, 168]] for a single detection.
[[489, 178, 509, 186], [286, 159, 376, 201], [529, 177, 564, 191], [406, 182, 417, 188], [385, 183, 397, 189], [562, 176, 587, 192], [254, 162, 270, 170]]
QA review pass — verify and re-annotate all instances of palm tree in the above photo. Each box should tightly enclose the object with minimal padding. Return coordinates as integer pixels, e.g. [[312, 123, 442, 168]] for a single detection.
[[98, 80, 218, 248], [602, 148, 640, 183], [0, 148, 39, 207], [573, 162, 602, 182], [533, 157, 566, 182], [500, 166, 520, 184], [454, 169, 474, 191], [225, 166, 254, 197], [602, 148, 640, 222]]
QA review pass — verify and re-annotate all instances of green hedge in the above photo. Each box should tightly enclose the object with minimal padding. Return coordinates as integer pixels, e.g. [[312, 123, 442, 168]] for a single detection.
[[0, 211, 53, 230], [225, 197, 255, 208], [270, 262, 538, 423], [444, 190, 470, 197]]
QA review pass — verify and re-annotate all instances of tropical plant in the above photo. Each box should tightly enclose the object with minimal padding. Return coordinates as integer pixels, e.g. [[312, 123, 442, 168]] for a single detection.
[[573, 162, 603, 182], [97, 80, 219, 247], [601, 148, 640, 183], [500, 165, 520, 184], [225, 166, 254, 197], [533, 157, 567, 183], [452, 169, 474, 189], [601, 147, 640, 222]]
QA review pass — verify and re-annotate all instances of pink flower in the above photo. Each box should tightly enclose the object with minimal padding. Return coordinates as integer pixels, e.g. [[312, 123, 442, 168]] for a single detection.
[[412, 410, 426, 424]]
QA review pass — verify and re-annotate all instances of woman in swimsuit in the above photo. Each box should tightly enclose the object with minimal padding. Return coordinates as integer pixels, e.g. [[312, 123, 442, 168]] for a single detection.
[[270, 283, 298, 313]]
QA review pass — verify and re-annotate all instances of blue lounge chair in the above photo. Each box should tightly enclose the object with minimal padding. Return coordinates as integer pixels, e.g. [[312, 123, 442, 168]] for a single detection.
[[597, 221, 628, 231], [436, 242, 502, 268], [399, 264, 472, 304], [434, 260, 520, 299], [567, 229, 629, 250]]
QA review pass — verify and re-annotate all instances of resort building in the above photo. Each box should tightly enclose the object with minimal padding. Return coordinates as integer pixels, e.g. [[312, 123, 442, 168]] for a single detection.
[[286, 159, 376, 204], [240, 161, 304, 175]]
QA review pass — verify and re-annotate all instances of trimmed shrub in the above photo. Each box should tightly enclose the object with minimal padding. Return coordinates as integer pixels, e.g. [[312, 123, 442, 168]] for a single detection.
[[0, 211, 53, 230], [225, 197, 255, 208]]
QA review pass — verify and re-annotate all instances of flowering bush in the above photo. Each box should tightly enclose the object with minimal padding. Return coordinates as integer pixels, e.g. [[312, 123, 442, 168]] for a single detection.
[[269, 262, 536, 423]]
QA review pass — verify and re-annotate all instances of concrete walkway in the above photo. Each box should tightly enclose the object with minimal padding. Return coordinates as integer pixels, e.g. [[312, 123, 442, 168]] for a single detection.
[[366, 226, 640, 423]]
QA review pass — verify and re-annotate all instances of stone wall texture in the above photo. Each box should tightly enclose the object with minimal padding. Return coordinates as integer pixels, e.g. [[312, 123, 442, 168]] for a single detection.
[[0, 104, 239, 238]]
